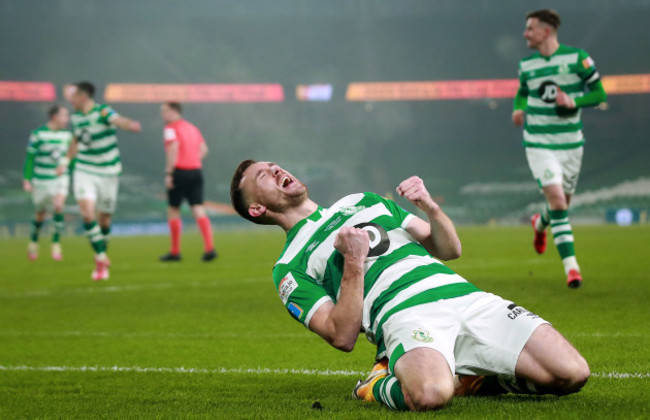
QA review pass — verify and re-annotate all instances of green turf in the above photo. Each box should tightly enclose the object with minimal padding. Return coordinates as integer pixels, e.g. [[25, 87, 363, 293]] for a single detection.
[[0, 225, 648, 419]]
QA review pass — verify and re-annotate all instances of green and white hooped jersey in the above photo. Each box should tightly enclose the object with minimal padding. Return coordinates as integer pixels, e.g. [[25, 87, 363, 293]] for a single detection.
[[518, 44, 600, 150], [26, 126, 73, 180], [70, 104, 121, 176], [272, 192, 480, 355]]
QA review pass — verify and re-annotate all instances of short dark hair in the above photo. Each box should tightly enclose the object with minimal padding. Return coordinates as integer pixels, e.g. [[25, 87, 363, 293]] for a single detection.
[[230, 159, 267, 224], [165, 102, 182, 114], [526, 9, 561, 30], [75, 81, 95, 98], [48, 104, 64, 119]]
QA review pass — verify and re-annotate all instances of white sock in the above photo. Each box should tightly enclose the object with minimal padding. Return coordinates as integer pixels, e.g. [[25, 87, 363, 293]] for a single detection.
[[562, 256, 580, 274]]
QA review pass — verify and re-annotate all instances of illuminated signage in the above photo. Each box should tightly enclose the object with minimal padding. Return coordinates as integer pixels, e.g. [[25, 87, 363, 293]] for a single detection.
[[296, 84, 333, 102], [346, 74, 650, 101], [0, 81, 56, 101], [104, 83, 285, 103]]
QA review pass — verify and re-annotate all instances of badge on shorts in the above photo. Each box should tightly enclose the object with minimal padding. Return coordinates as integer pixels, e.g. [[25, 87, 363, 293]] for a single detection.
[[544, 169, 554, 180], [412, 328, 434, 343]]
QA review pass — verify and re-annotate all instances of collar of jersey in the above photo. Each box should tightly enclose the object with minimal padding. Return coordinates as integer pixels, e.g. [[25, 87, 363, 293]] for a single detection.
[[540, 43, 566, 61], [78, 103, 100, 116], [286, 206, 324, 241]]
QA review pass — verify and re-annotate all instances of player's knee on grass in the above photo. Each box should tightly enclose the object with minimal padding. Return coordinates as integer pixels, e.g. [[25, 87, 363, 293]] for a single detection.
[[404, 380, 454, 411], [550, 354, 590, 395]]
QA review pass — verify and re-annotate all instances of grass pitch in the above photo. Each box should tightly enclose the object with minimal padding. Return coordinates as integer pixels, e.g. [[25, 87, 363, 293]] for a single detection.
[[0, 225, 648, 419]]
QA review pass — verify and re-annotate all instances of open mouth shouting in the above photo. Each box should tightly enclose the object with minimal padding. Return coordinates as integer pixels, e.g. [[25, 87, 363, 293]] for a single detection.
[[279, 175, 294, 189]]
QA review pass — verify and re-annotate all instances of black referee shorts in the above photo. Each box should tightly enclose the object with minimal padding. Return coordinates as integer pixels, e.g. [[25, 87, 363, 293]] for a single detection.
[[167, 169, 204, 208]]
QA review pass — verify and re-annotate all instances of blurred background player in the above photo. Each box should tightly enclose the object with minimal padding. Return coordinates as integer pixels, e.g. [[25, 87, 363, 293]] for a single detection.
[[22, 105, 73, 261], [512, 9, 607, 288], [158, 102, 217, 262], [59, 81, 142, 280]]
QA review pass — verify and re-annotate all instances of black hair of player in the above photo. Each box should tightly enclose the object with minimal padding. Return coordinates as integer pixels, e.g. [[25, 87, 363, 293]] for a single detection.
[[166, 102, 183, 114], [75, 81, 96, 98], [526, 9, 561, 30], [48, 105, 64, 119], [230, 159, 273, 225]]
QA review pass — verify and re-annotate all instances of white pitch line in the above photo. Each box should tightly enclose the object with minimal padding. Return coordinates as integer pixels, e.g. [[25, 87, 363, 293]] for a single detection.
[[0, 365, 647, 379], [0, 331, 311, 339], [0, 277, 266, 299], [0, 330, 644, 340], [0, 365, 365, 377]]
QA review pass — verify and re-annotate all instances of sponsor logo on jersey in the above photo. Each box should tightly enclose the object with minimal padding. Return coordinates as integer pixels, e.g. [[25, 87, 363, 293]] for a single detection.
[[412, 328, 434, 343], [339, 205, 365, 216], [278, 272, 299, 304], [582, 57, 594, 69], [287, 302, 303, 320], [324, 216, 342, 232], [100, 107, 113, 117], [538, 81, 559, 103], [49, 149, 63, 161], [354, 222, 390, 257], [306, 241, 320, 253]]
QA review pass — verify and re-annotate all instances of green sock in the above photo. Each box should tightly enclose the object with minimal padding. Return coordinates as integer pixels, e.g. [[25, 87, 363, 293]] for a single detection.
[[549, 209, 579, 273], [101, 225, 111, 250], [30, 220, 43, 242], [372, 375, 408, 411], [84, 221, 105, 255], [52, 213, 64, 243]]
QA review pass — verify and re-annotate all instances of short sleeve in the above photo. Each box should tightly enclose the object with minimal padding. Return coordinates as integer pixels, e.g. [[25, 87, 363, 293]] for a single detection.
[[100, 105, 119, 124], [517, 62, 529, 96], [365, 192, 414, 229], [577, 50, 600, 85], [164, 127, 177, 144], [26, 133, 38, 153], [273, 265, 332, 329]]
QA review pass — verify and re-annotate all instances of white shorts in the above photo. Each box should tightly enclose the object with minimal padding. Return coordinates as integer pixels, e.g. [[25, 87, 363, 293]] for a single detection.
[[525, 147, 583, 194], [32, 176, 69, 211], [382, 291, 549, 376], [73, 171, 119, 214]]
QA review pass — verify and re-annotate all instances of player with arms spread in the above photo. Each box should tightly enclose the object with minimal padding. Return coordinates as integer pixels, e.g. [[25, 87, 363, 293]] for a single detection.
[[512, 9, 607, 288], [58, 81, 142, 281], [23, 105, 73, 261], [230, 160, 590, 412]]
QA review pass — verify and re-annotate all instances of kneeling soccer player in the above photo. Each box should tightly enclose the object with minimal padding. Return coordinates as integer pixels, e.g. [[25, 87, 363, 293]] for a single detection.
[[230, 160, 590, 412]]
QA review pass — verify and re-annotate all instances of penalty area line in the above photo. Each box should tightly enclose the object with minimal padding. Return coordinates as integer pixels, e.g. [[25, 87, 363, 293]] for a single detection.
[[0, 365, 648, 379]]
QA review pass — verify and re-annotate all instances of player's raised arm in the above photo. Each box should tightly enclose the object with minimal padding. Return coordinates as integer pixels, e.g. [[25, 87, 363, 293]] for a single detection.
[[112, 115, 142, 133], [397, 176, 461, 261], [308, 226, 368, 352]]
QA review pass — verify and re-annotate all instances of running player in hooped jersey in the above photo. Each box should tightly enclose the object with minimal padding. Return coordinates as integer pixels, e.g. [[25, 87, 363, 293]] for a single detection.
[[230, 160, 590, 412], [512, 9, 607, 288], [23, 105, 73, 261], [58, 81, 142, 281], [158, 102, 216, 262]]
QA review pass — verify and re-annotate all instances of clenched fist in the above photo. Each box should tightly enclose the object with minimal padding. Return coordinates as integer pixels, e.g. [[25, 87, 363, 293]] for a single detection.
[[334, 226, 369, 264], [555, 89, 576, 109], [397, 176, 439, 214], [512, 110, 525, 126]]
